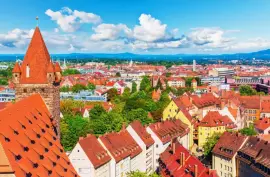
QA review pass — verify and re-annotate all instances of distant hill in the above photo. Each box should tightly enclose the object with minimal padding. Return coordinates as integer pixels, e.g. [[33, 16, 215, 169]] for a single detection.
[[1, 49, 270, 62]]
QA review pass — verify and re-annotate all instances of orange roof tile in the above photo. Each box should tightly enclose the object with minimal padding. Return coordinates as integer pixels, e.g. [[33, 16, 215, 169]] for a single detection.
[[0, 94, 77, 177], [99, 129, 142, 162], [12, 62, 21, 73], [149, 120, 189, 144], [54, 62, 62, 72], [47, 62, 55, 73], [79, 135, 111, 169], [198, 111, 236, 128], [254, 117, 270, 131], [130, 120, 154, 148], [20, 27, 51, 84]]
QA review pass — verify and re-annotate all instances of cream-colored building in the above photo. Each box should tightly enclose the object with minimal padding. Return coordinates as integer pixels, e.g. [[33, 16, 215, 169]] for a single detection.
[[212, 132, 248, 177]]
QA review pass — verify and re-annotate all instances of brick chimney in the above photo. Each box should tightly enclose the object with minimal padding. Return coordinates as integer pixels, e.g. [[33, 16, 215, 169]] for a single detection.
[[194, 164, 198, 177]]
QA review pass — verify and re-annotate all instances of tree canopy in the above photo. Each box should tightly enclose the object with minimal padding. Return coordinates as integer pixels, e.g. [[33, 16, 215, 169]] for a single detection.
[[71, 84, 87, 93], [140, 76, 151, 92], [62, 68, 81, 76], [203, 133, 222, 157], [239, 85, 257, 96], [239, 125, 257, 136]]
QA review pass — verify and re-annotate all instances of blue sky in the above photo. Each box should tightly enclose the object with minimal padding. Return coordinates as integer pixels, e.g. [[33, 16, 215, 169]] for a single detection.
[[1, 0, 270, 54]]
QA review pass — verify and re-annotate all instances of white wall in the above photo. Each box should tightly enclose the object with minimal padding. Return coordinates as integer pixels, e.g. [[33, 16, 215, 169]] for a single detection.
[[126, 125, 154, 173], [69, 143, 111, 177], [69, 143, 94, 177]]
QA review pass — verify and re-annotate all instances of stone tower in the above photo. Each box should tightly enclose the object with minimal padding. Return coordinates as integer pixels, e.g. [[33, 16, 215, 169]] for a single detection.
[[12, 27, 62, 138]]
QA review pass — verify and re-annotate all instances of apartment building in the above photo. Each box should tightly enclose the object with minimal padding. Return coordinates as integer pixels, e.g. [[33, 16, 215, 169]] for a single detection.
[[212, 132, 248, 177], [69, 135, 111, 177], [146, 120, 190, 169], [126, 121, 155, 174]]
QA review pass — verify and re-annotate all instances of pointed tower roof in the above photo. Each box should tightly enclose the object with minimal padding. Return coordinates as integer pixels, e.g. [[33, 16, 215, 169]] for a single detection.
[[12, 62, 21, 73], [47, 61, 55, 73], [54, 62, 62, 72], [20, 27, 51, 84]]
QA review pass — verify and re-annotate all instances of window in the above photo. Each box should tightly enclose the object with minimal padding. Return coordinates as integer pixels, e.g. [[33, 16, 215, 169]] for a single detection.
[[156, 144, 158, 148], [221, 163, 222, 169]]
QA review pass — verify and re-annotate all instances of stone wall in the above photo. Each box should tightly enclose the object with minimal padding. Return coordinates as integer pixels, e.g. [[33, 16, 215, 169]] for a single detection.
[[15, 83, 61, 138]]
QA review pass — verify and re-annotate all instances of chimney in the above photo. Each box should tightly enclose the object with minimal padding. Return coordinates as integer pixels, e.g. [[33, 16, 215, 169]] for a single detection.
[[179, 152, 183, 165], [194, 164, 198, 177], [182, 152, 185, 166], [172, 142, 176, 154]]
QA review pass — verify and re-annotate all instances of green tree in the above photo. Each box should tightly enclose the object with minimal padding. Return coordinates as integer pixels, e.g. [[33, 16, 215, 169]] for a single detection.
[[62, 68, 81, 76], [87, 83, 96, 91], [125, 108, 153, 125], [132, 81, 137, 93], [60, 99, 84, 115], [72, 84, 87, 93], [239, 125, 257, 136], [203, 133, 222, 157], [60, 115, 91, 151], [107, 88, 118, 101], [239, 85, 257, 96], [127, 171, 160, 177], [140, 76, 151, 91], [60, 86, 70, 92], [89, 105, 106, 119], [165, 72, 172, 77], [116, 72, 121, 77]]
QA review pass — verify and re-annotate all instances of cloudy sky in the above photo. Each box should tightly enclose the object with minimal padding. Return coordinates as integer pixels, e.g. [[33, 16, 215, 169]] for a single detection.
[[1, 0, 270, 54]]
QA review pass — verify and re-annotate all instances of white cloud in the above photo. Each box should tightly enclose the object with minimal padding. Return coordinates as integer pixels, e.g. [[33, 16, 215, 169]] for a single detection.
[[188, 27, 233, 48], [133, 14, 167, 42], [54, 28, 59, 33], [68, 44, 75, 52], [45, 7, 101, 32], [90, 23, 131, 41], [0, 28, 34, 48]]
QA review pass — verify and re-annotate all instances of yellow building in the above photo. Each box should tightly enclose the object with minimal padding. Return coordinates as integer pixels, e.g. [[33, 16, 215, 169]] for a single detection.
[[175, 108, 195, 149], [212, 132, 248, 177], [198, 111, 236, 148], [163, 99, 178, 120]]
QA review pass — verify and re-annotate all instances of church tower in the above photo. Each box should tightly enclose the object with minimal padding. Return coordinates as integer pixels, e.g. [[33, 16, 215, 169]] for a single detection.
[[12, 27, 62, 138]]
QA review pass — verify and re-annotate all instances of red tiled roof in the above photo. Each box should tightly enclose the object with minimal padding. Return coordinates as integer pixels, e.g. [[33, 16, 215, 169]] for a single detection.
[[198, 111, 236, 128], [237, 136, 270, 174], [79, 134, 111, 169], [20, 27, 51, 84], [212, 132, 247, 159], [159, 141, 217, 177], [0, 102, 12, 111], [239, 96, 261, 109], [54, 62, 62, 72], [47, 62, 55, 73], [12, 62, 21, 73], [130, 120, 154, 148], [173, 95, 193, 109], [0, 94, 77, 176], [191, 93, 220, 109], [261, 100, 270, 113], [99, 129, 142, 162], [254, 117, 270, 131], [149, 120, 189, 144]]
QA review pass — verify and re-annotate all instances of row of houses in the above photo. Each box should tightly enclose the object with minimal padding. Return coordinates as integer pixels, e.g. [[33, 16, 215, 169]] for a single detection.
[[69, 120, 190, 177], [212, 131, 270, 177]]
